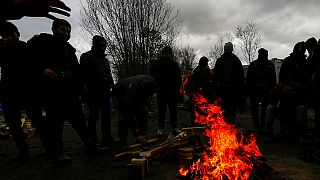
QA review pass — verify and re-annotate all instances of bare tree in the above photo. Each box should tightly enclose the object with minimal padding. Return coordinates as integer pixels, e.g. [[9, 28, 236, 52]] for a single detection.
[[207, 32, 234, 67], [80, 0, 181, 79], [175, 45, 197, 74], [235, 21, 262, 64]]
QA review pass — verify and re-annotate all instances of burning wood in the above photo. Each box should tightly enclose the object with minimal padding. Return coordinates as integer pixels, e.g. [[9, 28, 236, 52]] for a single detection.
[[178, 95, 266, 180]]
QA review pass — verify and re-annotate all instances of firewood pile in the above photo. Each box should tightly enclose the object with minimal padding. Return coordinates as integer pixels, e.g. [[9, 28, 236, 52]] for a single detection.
[[115, 127, 211, 179], [116, 127, 280, 180]]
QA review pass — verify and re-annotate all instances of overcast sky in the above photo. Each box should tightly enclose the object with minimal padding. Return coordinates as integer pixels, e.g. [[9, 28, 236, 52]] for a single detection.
[[10, 0, 320, 62]]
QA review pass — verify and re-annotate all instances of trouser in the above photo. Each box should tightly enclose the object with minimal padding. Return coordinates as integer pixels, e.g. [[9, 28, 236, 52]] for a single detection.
[[2, 92, 44, 155], [44, 94, 90, 154], [157, 92, 178, 130], [266, 104, 307, 137], [87, 95, 111, 145], [249, 93, 270, 130], [118, 105, 148, 144], [220, 96, 238, 124]]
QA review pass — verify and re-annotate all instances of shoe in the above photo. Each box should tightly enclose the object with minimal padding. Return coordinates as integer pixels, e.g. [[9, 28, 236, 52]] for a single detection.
[[157, 129, 164, 136], [56, 152, 72, 166]]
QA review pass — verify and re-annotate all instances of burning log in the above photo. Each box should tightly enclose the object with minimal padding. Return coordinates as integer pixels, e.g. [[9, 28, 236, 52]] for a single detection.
[[178, 94, 265, 180]]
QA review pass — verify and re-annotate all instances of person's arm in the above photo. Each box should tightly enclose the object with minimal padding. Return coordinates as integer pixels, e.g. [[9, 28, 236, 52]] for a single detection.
[[0, 0, 71, 21]]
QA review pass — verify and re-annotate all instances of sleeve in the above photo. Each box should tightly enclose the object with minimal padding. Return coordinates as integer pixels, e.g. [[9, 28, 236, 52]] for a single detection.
[[279, 58, 289, 84]]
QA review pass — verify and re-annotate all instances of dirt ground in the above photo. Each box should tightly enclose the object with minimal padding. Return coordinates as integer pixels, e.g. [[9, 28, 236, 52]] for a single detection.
[[1, 103, 320, 180]]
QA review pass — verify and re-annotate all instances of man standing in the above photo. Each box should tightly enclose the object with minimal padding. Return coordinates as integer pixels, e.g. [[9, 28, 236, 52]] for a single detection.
[[150, 46, 182, 136], [0, 21, 44, 161], [212, 42, 245, 124], [278, 41, 308, 139], [246, 48, 276, 132], [28, 19, 95, 164], [80, 35, 114, 148]]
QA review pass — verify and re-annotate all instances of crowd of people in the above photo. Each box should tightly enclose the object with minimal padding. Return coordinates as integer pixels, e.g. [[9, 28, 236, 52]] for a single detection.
[[1, 0, 320, 168]]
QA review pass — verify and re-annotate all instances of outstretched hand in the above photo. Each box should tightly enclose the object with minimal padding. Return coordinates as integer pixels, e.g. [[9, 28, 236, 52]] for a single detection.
[[14, 0, 71, 20]]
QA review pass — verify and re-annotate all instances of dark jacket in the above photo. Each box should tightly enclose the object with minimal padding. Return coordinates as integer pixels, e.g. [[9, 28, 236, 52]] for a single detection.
[[112, 75, 157, 109], [27, 33, 83, 97], [150, 57, 182, 95], [80, 50, 114, 95], [0, 41, 28, 91], [278, 52, 308, 105], [246, 57, 276, 94], [213, 52, 244, 97], [186, 64, 212, 96]]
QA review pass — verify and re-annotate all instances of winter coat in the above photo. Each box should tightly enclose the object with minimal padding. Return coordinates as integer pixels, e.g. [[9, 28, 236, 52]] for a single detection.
[[0, 40, 38, 96], [186, 64, 212, 97], [112, 75, 157, 109], [246, 57, 277, 95], [150, 57, 182, 96], [278, 53, 308, 105], [80, 50, 114, 97], [27, 33, 83, 97], [212, 52, 245, 99]]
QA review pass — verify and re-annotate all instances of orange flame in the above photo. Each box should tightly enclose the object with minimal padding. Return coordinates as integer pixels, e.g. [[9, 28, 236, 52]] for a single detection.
[[179, 94, 262, 180], [180, 70, 192, 95]]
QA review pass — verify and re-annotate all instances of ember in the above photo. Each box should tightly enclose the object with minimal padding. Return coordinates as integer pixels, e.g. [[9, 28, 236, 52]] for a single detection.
[[178, 94, 263, 180]]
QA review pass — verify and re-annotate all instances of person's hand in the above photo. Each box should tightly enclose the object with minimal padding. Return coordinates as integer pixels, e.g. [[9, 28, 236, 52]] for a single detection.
[[43, 68, 58, 79], [14, 0, 71, 20]]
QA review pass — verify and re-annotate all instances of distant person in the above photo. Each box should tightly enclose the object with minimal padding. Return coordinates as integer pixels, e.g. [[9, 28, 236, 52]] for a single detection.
[[27, 19, 96, 164], [186, 56, 212, 99], [0, 21, 45, 161], [185, 56, 213, 125], [246, 48, 276, 132], [306, 37, 320, 131], [150, 46, 182, 136], [112, 75, 157, 145], [0, 0, 71, 21], [80, 35, 114, 148], [212, 42, 245, 124], [275, 41, 308, 141]]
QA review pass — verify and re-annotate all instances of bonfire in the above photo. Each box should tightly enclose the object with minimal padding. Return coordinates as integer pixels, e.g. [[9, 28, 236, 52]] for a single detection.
[[179, 94, 262, 180]]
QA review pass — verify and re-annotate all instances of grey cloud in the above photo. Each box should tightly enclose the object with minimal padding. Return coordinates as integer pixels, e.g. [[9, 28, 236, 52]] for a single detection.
[[170, 0, 320, 58]]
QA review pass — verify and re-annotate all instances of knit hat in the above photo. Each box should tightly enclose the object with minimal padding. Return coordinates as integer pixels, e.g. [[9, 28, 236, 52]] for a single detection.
[[224, 42, 233, 51], [199, 56, 209, 66], [258, 48, 268, 59]]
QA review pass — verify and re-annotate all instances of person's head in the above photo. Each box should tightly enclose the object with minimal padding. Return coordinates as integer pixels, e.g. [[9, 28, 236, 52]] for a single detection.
[[292, 41, 306, 56], [160, 46, 174, 59], [224, 42, 233, 53], [0, 21, 20, 43], [306, 37, 317, 54], [92, 35, 106, 55], [199, 56, 209, 66], [258, 48, 268, 59], [51, 18, 71, 42]]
